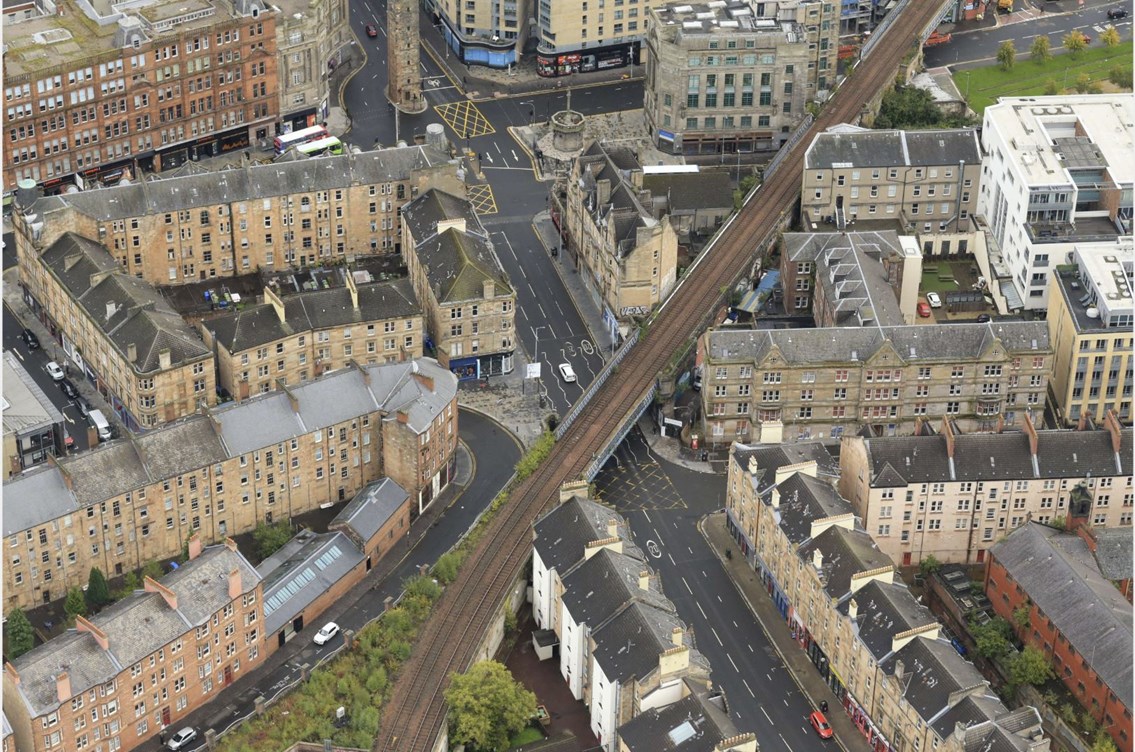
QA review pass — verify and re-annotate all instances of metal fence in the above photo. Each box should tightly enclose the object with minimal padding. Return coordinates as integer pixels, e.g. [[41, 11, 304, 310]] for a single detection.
[[583, 385, 657, 481], [555, 328, 641, 439], [763, 114, 814, 182]]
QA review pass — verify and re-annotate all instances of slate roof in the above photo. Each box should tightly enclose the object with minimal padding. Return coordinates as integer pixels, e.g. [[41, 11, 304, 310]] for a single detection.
[[859, 427, 1132, 485], [533, 496, 628, 575], [880, 636, 988, 727], [205, 278, 420, 352], [805, 126, 981, 169], [1089, 527, 1133, 582], [705, 322, 1049, 366], [617, 687, 742, 752], [412, 227, 513, 303], [591, 601, 688, 684], [330, 478, 409, 545], [772, 472, 855, 545], [2, 350, 64, 438], [560, 548, 673, 631], [990, 523, 1133, 709], [732, 441, 840, 498], [952, 706, 1048, 752], [258, 530, 365, 635], [839, 578, 937, 661], [930, 692, 1010, 742], [39, 233, 210, 374], [3, 359, 456, 537], [27, 145, 451, 221], [9, 545, 259, 718], [399, 187, 479, 240], [642, 172, 734, 213], [798, 525, 891, 600]]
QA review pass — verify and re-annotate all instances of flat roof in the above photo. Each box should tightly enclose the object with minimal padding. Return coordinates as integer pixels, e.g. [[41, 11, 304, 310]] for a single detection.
[[2, 350, 64, 439], [1054, 243, 1134, 331]]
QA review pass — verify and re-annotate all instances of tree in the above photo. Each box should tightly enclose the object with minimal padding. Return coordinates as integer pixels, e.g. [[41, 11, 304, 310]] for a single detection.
[[969, 616, 1013, 659], [64, 587, 87, 624], [252, 520, 294, 560], [445, 660, 537, 751], [1109, 65, 1133, 88], [5, 608, 35, 659], [1008, 645, 1054, 687], [997, 40, 1016, 71], [1092, 731, 1119, 752], [1062, 30, 1088, 56], [1101, 25, 1121, 47], [918, 554, 942, 578], [85, 567, 111, 612], [1075, 73, 1094, 93], [1030, 35, 1052, 63], [1012, 605, 1030, 629], [1044, 79, 1061, 96]]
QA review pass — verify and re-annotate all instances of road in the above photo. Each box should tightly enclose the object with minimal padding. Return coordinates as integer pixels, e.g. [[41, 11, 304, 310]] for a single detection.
[[134, 409, 521, 752], [925, 1, 1132, 66], [342, 0, 641, 414], [594, 428, 819, 752]]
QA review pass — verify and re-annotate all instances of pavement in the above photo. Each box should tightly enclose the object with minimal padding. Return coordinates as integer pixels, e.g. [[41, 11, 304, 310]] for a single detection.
[[700, 512, 876, 752], [456, 366, 555, 449]]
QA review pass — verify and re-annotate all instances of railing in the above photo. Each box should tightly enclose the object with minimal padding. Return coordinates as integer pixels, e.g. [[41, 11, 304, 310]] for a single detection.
[[861, 0, 912, 59], [555, 328, 640, 439], [583, 385, 657, 481], [763, 114, 814, 182]]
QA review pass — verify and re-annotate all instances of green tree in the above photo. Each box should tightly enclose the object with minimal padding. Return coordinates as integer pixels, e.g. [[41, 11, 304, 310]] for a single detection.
[[970, 616, 1013, 659], [1030, 35, 1052, 63], [1012, 605, 1030, 629], [1008, 645, 1054, 687], [252, 520, 294, 560], [1048, 515, 1067, 531], [1101, 25, 1121, 47], [85, 567, 111, 612], [64, 587, 87, 624], [445, 660, 537, 751], [1092, 731, 1119, 752], [1044, 79, 1061, 96], [1062, 30, 1088, 56], [997, 40, 1016, 71], [1109, 65, 1133, 88], [5, 607, 35, 659], [1075, 73, 1094, 93], [918, 554, 943, 578], [433, 551, 462, 585]]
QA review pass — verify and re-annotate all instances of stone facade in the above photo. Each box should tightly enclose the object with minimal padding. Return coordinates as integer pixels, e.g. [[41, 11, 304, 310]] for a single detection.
[[274, 0, 350, 129]]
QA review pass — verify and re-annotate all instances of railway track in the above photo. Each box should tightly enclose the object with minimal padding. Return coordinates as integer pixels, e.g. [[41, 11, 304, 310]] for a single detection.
[[376, 5, 944, 749]]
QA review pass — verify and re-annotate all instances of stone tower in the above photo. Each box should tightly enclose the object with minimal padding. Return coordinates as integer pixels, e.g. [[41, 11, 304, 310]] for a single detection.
[[386, 0, 425, 113]]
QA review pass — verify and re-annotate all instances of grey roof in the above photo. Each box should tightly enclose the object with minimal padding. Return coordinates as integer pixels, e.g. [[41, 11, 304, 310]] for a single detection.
[[1089, 528, 1133, 582], [990, 523, 1133, 709], [3, 359, 455, 537], [860, 427, 1133, 485], [772, 472, 855, 545], [805, 127, 981, 170], [839, 578, 937, 661], [258, 530, 365, 635], [400, 187, 479, 240], [642, 173, 734, 214], [27, 145, 452, 221], [953, 706, 1048, 752], [617, 687, 742, 752], [205, 278, 420, 352], [784, 231, 907, 327], [560, 548, 674, 631], [798, 525, 891, 600], [732, 441, 840, 498], [39, 233, 211, 374], [2, 350, 64, 438], [330, 478, 409, 545], [880, 636, 988, 727], [591, 601, 687, 684], [9, 544, 259, 718], [533, 496, 628, 575], [706, 322, 1050, 366], [930, 693, 1009, 742]]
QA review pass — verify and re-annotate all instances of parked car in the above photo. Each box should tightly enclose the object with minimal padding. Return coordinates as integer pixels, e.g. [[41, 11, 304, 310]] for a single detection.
[[166, 727, 198, 751], [558, 363, 577, 383], [1108, 8, 1128, 19], [45, 361, 65, 381], [365, 23, 378, 37], [314, 622, 340, 645], [976, 313, 992, 323], [917, 301, 932, 318], [923, 30, 952, 46], [60, 379, 80, 400], [18, 328, 40, 350], [75, 396, 92, 418], [926, 292, 942, 308], [810, 711, 834, 740]]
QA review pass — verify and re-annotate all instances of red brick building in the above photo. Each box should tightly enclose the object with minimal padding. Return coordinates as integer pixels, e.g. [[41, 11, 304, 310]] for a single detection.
[[985, 522, 1133, 752]]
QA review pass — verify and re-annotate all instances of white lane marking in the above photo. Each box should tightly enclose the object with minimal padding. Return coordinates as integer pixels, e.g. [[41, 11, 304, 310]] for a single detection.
[[538, 303, 547, 319], [681, 576, 692, 595], [696, 601, 707, 620], [511, 149, 519, 161], [760, 705, 771, 722], [642, 510, 652, 524], [667, 552, 676, 566], [748, 644, 754, 652], [711, 627, 723, 646], [687, 547, 693, 554], [717, 595, 723, 603], [783, 698, 789, 707], [780, 734, 794, 752], [494, 142, 502, 154], [727, 653, 739, 672]]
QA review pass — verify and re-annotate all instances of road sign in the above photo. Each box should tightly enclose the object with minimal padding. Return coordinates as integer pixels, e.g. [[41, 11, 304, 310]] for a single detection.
[[526, 363, 542, 379]]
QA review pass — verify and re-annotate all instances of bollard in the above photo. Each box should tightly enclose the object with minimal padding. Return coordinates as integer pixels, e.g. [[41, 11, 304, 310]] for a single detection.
[[384, 595, 394, 612], [254, 695, 266, 716], [205, 729, 217, 750]]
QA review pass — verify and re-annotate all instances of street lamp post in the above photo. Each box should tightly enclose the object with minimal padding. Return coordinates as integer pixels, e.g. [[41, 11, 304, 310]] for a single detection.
[[519, 100, 535, 126]]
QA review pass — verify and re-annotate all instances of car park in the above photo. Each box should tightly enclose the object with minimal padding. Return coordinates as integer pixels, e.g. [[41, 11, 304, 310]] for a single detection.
[[314, 622, 340, 645], [60, 379, 80, 400], [558, 363, 577, 383], [166, 727, 198, 751], [810, 710, 834, 740], [365, 23, 378, 37], [18, 328, 40, 350], [45, 361, 65, 381], [917, 301, 932, 318], [926, 292, 942, 308]]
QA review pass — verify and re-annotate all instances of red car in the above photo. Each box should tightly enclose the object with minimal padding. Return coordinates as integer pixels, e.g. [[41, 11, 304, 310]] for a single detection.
[[917, 301, 932, 318], [365, 24, 378, 38], [810, 710, 834, 740]]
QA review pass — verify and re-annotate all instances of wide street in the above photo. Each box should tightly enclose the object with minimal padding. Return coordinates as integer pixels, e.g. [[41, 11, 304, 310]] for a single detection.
[[342, 0, 644, 413], [925, 0, 1132, 66], [595, 429, 821, 752]]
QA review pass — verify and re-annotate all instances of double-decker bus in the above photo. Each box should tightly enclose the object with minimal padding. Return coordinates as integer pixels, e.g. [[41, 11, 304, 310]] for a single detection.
[[273, 125, 330, 155]]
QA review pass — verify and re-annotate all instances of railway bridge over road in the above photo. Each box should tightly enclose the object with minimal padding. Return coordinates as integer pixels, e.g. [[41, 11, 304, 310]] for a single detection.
[[376, 2, 952, 749]]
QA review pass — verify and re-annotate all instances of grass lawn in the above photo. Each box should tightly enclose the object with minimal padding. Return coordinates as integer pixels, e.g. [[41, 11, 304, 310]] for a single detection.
[[509, 726, 545, 748], [920, 261, 965, 295], [955, 41, 1133, 115]]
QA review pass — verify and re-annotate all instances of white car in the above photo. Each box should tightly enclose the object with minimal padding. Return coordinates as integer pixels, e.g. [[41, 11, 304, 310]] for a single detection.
[[926, 292, 942, 308], [558, 363, 577, 383], [45, 361, 65, 382], [313, 622, 340, 645], [166, 727, 197, 751]]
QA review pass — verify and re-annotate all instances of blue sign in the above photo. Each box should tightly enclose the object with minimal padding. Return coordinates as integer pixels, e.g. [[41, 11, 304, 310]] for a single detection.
[[658, 129, 675, 142]]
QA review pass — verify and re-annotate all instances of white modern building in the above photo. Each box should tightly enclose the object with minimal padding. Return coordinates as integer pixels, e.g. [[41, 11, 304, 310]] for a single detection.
[[975, 95, 1134, 311]]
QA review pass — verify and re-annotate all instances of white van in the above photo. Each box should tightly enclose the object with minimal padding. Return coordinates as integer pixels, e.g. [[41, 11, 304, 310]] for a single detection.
[[88, 409, 112, 441]]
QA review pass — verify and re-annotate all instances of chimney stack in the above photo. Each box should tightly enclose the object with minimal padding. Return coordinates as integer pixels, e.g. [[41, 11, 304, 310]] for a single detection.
[[848, 598, 858, 620], [75, 616, 109, 651], [1023, 411, 1039, 458], [1105, 409, 1123, 453], [127, 343, 137, 363], [638, 570, 651, 591], [813, 548, 823, 570], [144, 576, 178, 610], [227, 568, 242, 600], [187, 532, 203, 561], [55, 671, 72, 703], [607, 518, 619, 539], [941, 417, 955, 459], [895, 660, 905, 680], [559, 480, 590, 503], [747, 455, 758, 477], [671, 626, 684, 647]]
